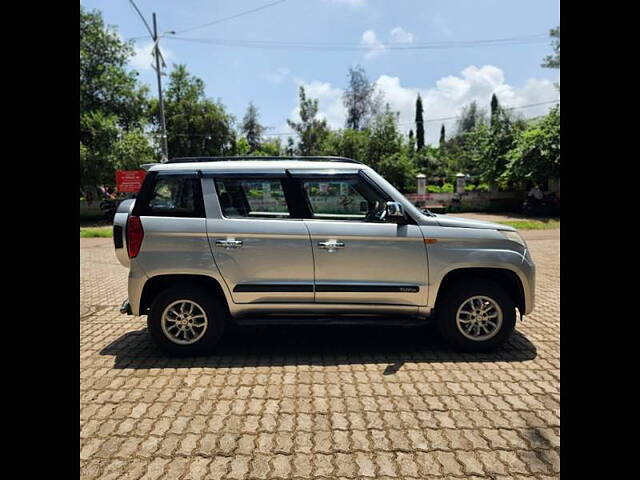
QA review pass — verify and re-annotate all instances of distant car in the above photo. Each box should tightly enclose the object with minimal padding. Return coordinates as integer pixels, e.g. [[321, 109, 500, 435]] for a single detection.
[[114, 156, 535, 356]]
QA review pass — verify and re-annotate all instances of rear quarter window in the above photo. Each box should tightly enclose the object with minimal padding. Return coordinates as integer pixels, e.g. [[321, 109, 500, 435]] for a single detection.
[[135, 173, 205, 218]]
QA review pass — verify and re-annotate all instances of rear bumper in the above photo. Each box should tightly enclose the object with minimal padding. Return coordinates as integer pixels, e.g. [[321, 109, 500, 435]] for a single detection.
[[120, 298, 132, 315]]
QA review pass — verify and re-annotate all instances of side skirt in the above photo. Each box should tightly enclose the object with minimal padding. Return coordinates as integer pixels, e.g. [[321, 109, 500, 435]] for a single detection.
[[233, 314, 433, 327]]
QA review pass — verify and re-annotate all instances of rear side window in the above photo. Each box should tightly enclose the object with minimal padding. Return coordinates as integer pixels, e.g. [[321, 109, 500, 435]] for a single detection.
[[138, 174, 204, 218], [215, 177, 291, 219]]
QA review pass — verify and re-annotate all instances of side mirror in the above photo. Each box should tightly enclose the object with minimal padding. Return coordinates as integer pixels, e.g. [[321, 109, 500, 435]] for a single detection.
[[383, 201, 407, 223]]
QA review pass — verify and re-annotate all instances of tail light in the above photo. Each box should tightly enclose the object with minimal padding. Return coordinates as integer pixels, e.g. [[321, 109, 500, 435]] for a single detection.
[[127, 215, 144, 258]]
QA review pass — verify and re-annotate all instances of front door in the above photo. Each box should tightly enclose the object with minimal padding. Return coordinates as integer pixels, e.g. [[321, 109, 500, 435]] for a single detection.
[[294, 172, 429, 306], [204, 175, 315, 304]]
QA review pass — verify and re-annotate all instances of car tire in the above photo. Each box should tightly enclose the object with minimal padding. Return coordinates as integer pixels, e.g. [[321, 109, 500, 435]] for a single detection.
[[436, 279, 516, 352], [147, 285, 226, 356]]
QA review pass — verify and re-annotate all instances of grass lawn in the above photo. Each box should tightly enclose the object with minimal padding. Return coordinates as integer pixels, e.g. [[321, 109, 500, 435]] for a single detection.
[[497, 219, 560, 230], [80, 226, 112, 238]]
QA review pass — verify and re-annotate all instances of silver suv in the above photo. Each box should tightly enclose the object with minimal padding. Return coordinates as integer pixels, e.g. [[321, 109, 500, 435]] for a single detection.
[[113, 157, 535, 355]]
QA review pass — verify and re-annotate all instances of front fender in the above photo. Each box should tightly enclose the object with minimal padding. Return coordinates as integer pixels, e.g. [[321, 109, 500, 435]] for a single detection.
[[421, 226, 535, 314]]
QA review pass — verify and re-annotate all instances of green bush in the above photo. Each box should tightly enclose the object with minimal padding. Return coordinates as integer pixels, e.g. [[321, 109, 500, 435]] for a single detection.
[[464, 182, 490, 192], [441, 183, 454, 193]]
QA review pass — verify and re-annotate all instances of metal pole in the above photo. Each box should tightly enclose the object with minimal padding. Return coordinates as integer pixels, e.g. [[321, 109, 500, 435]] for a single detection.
[[152, 13, 169, 162]]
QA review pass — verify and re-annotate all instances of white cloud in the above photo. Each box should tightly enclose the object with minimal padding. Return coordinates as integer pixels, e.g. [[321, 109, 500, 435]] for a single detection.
[[322, 0, 365, 7], [390, 26, 414, 44], [285, 65, 559, 145], [361, 27, 415, 60], [130, 41, 175, 72], [361, 30, 385, 59]]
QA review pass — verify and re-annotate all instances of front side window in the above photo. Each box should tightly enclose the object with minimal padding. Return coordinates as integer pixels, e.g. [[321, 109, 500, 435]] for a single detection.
[[143, 174, 204, 217], [301, 175, 389, 221], [215, 177, 291, 219]]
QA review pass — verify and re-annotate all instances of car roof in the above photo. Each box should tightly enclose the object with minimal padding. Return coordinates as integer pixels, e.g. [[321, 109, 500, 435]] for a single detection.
[[147, 156, 367, 173]]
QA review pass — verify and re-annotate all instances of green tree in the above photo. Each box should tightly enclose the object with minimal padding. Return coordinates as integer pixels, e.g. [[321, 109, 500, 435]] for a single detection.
[[158, 65, 236, 158], [241, 102, 266, 152], [502, 106, 560, 185], [113, 130, 156, 171], [80, 5, 153, 190], [80, 111, 119, 187], [367, 106, 403, 167], [287, 86, 330, 155], [408, 130, 415, 153], [378, 152, 417, 193], [456, 101, 486, 134], [468, 121, 515, 187], [415, 94, 425, 150], [343, 65, 380, 130], [285, 137, 295, 156], [80, 5, 149, 131], [439, 124, 445, 148], [236, 136, 282, 156], [542, 27, 560, 69], [490, 94, 500, 126]]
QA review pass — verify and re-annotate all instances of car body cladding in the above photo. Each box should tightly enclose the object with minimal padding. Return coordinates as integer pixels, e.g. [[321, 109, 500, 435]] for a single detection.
[[202, 173, 316, 305], [127, 170, 222, 315], [418, 224, 535, 313], [289, 170, 430, 307]]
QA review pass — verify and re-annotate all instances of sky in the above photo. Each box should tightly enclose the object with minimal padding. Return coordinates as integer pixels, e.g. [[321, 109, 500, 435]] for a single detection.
[[82, 0, 560, 146]]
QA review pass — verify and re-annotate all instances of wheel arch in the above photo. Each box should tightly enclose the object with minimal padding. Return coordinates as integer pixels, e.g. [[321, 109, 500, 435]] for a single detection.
[[139, 274, 229, 316], [434, 267, 525, 315]]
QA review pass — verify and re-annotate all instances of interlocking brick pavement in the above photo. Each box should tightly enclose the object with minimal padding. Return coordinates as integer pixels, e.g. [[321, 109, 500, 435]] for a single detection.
[[80, 228, 559, 479]]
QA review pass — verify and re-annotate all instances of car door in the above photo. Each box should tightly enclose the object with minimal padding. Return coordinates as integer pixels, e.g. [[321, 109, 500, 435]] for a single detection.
[[292, 171, 429, 307], [204, 173, 315, 304]]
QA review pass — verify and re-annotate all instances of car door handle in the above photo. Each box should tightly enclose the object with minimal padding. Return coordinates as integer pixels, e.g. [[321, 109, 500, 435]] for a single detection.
[[318, 240, 345, 251], [215, 239, 243, 249]]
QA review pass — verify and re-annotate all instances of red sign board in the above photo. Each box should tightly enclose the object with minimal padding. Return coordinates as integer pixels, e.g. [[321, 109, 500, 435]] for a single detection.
[[116, 170, 146, 193]]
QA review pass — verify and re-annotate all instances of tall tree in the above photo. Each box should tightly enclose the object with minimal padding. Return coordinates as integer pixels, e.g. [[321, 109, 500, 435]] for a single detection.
[[285, 137, 295, 156], [490, 94, 500, 126], [343, 65, 379, 130], [415, 94, 425, 150], [456, 101, 486, 134], [80, 5, 153, 190], [287, 86, 330, 155], [503, 105, 560, 186], [241, 102, 265, 153], [80, 5, 149, 131], [159, 65, 236, 158], [542, 26, 560, 69], [439, 124, 446, 147]]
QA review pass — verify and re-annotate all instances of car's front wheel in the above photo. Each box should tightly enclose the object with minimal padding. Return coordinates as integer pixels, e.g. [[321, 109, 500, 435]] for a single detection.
[[437, 279, 516, 352], [147, 285, 226, 356]]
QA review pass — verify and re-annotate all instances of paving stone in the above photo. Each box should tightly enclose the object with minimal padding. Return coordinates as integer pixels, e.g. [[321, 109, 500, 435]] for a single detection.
[[80, 229, 560, 480]]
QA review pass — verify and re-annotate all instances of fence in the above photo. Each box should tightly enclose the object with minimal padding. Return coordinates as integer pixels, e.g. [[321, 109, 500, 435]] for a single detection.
[[406, 191, 526, 212]]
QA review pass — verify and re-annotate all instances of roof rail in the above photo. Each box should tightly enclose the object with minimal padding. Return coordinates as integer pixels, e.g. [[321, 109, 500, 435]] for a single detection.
[[165, 156, 362, 165]]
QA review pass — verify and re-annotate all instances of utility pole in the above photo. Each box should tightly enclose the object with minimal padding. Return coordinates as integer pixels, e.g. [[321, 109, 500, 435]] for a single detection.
[[152, 13, 169, 162]]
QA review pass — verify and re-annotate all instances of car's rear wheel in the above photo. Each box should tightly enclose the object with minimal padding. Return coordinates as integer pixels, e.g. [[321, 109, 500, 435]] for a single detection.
[[437, 279, 516, 352], [147, 285, 226, 356]]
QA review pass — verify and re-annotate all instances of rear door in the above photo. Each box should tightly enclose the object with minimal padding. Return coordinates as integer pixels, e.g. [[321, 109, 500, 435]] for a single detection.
[[204, 174, 315, 304], [292, 171, 429, 307]]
